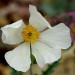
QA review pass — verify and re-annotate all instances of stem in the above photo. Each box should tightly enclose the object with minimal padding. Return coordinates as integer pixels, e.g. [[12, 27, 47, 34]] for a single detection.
[[30, 65, 33, 75], [29, 43, 33, 75]]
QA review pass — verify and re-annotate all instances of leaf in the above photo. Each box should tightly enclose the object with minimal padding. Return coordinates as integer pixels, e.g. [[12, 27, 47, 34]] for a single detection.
[[43, 60, 60, 75], [11, 68, 23, 75], [70, 0, 75, 11]]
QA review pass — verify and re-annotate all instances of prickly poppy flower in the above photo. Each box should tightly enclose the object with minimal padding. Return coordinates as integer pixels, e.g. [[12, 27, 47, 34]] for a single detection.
[[1, 5, 71, 72]]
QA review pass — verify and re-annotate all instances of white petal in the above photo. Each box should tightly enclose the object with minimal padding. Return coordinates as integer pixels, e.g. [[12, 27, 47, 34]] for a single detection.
[[29, 5, 51, 32], [31, 43, 46, 68], [5, 43, 31, 72], [32, 41, 61, 68], [40, 23, 72, 49], [1, 20, 25, 44]]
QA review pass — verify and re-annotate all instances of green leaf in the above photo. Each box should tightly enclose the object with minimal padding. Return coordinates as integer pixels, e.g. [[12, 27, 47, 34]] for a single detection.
[[11, 68, 23, 75], [41, 2, 56, 16], [70, 0, 75, 11], [43, 60, 60, 75], [40, 0, 70, 16]]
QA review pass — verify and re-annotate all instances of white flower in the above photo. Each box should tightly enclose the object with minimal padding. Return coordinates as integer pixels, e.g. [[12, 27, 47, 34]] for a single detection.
[[1, 5, 71, 72]]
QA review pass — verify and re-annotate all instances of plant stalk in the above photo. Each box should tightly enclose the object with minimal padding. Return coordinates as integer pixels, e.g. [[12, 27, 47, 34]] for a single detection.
[[30, 43, 33, 75]]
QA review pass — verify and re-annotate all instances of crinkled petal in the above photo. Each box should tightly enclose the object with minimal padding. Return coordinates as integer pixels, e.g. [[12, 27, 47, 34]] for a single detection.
[[1, 20, 25, 44], [5, 43, 31, 72], [40, 23, 72, 49], [32, 41, 61, 68], [29, 5, 51, 32]]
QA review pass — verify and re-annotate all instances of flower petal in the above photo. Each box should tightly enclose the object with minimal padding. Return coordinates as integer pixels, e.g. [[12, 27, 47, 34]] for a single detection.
[[29, 5, 51, 32], [31, 44, 45, 68], [32, 41, 61, 68], [40, 23, 72, 49], [5, 43, 31, 72], [1, 20, 25, 44]]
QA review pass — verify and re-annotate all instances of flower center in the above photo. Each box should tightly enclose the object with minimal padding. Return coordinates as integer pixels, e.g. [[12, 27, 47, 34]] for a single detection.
[[22, 25, 40, 43]]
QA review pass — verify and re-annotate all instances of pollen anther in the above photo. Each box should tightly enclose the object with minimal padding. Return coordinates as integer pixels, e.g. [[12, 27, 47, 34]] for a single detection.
[[22, 25, 40, 43]]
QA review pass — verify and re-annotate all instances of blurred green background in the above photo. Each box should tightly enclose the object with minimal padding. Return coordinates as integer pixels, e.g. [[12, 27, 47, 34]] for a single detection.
[[0, 0, 75, 75]]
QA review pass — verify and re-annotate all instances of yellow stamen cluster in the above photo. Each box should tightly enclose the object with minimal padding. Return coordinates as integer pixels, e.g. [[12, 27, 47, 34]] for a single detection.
[[22, 25, 40, 43]]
